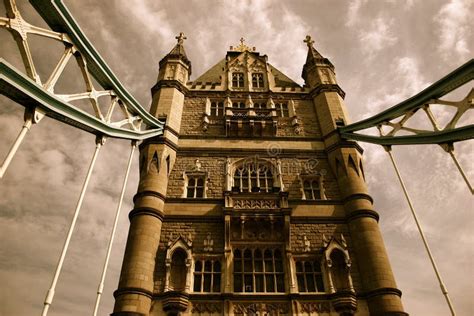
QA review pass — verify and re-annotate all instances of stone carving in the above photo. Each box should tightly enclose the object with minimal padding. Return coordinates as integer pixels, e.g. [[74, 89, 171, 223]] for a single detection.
[[203, 232, 213, 252], [303, 234, 311, 252], [233, 199, 278, 209], [233, 302, 289, 314], [300, 302, 331, 313], [191, 302, 222, 313]]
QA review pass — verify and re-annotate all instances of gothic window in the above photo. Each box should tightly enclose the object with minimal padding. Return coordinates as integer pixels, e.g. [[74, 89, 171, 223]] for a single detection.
[[331, 250, 351, 291], [252, 73, 264, 88], [193, 260, 221, 293], [187, 177, 205, 198], [210, 101, 224, 116], [232, 72, 244, 87], [170, 249, 187, 291], [303, 179, 321, 200], [253, 101, 266, 109], [233, 248, 285, 293], [233, 164, 274, 193], [276, 102, 289, 117], [232, 101, 246, 108], [296, 260, 325, 292]]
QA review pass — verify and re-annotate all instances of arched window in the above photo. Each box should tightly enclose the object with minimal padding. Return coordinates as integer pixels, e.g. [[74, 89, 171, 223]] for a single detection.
[[232, 72, 244, 87], [303, 179, 321, 200], [233, 248, 284, 293], [252, 73, 264, 88], [233, 163, 274, 193], [169, 249, 187, 291], [296, 260, 325, 292], [330, 250, 351, 291], [193, 260, 221, 292]]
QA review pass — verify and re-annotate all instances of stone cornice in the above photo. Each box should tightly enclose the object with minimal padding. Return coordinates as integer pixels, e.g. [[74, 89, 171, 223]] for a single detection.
[[129, 207, 165, 221], [113, 287, 153, 299], [309, 83, 346, 99], [151, 79, 188, 95]]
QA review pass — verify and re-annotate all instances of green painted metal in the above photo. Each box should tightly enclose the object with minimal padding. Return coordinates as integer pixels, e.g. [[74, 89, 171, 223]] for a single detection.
[[29, 0, 164, 131], [0, 59, 162, 140], [340, 59, 474, 145], [340, 125, 474, 146]]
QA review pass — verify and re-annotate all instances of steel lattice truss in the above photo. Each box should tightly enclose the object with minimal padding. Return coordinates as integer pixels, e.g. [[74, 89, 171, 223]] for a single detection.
[[0, 0, 163, 140], [340, 60, 474, 146]]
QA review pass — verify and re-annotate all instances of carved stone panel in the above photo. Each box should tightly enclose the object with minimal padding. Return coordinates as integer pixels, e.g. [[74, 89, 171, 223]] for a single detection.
[[233, 302, 289, 315], [191, 302, 222, 314], [300, 301, 331, 313]]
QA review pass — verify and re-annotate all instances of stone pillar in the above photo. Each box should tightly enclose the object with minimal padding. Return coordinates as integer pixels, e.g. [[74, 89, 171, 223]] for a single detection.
[[112, 143, 174, 315]]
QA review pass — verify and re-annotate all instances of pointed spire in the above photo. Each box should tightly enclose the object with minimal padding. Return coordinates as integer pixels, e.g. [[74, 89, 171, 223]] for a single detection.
[[168, 32, 188, 59], [159, 32, 191, 75], [303, 35, 324, 63]]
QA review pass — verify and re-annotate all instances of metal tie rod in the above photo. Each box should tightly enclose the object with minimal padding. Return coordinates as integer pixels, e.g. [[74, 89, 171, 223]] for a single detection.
[[92, 141, 136, 316], [41, 136, 106, 316], [384, 146, 456, 316], [0, 107, 44, 179]]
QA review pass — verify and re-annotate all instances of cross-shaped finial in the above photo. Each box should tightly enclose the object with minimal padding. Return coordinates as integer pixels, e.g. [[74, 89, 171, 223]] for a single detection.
[[304, 35, 314, 48], [176, 32, 187, 45], [240, 37, 245, 46]]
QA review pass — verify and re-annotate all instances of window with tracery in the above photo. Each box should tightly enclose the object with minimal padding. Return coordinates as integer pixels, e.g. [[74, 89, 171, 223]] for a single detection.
[[193, 260, 221, 293], [233, 248, 285, 293], [232, 101, 246, 109], [253, 101, 266, 109], [252, 73, 264, 88], [303, 179, 321, 200], [210, 101, 224, 116], [232, 72, 244, 87], [233, 164, 274, 193], [276, 102, 289, 117], [295, 260, 325, 293], [187, 177, 205, 198]]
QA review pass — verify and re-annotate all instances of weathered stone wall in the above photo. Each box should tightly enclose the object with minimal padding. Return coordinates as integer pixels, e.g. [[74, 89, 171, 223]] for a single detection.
[[154, 220, 224, 293], [180, 95, 322, 138], [166, 155, 341, 200]]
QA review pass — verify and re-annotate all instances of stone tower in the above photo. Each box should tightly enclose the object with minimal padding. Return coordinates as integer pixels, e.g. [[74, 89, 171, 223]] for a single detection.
[[112, 35, 407, 316]]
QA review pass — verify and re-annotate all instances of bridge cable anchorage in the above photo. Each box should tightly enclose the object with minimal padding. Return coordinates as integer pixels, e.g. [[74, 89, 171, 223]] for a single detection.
[[440, 143, 473, 194], [92, 140, 137, 316], [41, 135, 106, 316], [382, 144, 457, 316], [0, 107, 45, 179]]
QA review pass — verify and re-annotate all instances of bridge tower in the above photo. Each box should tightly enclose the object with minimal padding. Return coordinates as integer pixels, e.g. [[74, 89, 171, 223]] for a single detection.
[[112, 35, 407, 316]]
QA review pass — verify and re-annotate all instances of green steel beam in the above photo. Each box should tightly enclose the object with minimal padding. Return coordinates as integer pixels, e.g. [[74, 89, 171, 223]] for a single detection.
[[340, 59, 474, 134], [0, 59, 162, 140], [340, 125, 474, 146], [29, 0, 164, 130]]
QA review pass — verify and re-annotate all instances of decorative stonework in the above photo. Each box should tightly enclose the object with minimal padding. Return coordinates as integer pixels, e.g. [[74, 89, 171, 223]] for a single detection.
[[203, 232, 214, 252], [191, 302, 222, 313], [233, 302, 289, 314], [300, 301, 331, 313], [233, 198, 278, 209]]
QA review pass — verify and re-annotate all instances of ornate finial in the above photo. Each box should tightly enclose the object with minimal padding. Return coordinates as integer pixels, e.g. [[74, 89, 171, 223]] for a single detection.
[[232, 37, 255, 52], [176, 32, 187, 45], [304, 35, 314, 48]]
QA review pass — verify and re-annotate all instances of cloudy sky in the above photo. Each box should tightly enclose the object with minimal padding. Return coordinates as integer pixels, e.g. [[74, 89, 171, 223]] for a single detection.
[[0, 0, 472, 315]]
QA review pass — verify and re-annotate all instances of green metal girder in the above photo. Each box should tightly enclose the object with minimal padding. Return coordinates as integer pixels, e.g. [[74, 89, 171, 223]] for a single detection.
[[340, 59, 474, 136], [29, 0, 164, 131], [340, 125, 474, 146], [0, 59, 162, 140]]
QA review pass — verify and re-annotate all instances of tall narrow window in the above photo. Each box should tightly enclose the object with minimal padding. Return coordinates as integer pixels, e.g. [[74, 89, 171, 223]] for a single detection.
[[296, 260, 325, 292], [233, 248, 284, 293], [275, 102, 289, 117], [187, 177, 205, 198], [303, 179, 321, 200], [170, 249, 187, 291], [193, 260, 221, 292], [252, 73, 264, 88], [233, 164, 274, 193], [232, 72, 244, 87], [210, 101, 224, 116]]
